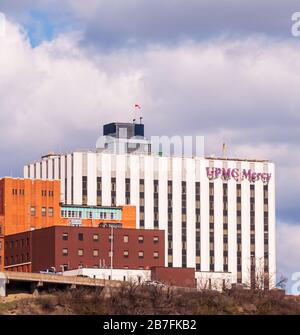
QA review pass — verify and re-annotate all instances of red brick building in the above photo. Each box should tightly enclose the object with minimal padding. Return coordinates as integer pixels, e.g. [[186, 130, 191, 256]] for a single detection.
[[151, 267, 196, 288], [0, 177, 136, 271], [4, 226, 165, 273]]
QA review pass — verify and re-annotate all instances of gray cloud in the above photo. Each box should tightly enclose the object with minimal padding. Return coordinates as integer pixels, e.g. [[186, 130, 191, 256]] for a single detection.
[[72, 0, 299, 48], [1, 0, 300, 49], [277, 222, 300, 293]]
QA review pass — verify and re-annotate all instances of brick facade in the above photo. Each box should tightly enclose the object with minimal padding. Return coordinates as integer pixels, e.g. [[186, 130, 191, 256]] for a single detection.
[[4, 226, 165, 273], [0, 178, 137, 271]]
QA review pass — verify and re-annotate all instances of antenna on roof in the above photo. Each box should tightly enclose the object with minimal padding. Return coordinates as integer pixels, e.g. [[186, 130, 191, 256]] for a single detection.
[[140, 117, 143, 124], [222, 142, 228, 159]]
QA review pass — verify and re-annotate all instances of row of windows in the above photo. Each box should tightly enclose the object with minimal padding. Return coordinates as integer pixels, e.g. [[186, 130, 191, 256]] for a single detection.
[[12, 189, 24, 196], [61, 210, 116, 220], [12, 189, 54, 197], [6, 253, 30, 265], [6, 239, 30, 249], [42, 190, 54, 197], [30, 206, 54, 217], [61, 232, 160, 244], [80, 177, 268, 208], [61, 248, 160, 259], [59, 264, 148, 272]]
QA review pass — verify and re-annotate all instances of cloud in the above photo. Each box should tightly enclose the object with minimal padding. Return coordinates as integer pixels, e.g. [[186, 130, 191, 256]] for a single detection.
[[67, 0, 300, 47], [277, 222, 300, 293], [1, 0, 299, 49], [0, 20, 144, 175]]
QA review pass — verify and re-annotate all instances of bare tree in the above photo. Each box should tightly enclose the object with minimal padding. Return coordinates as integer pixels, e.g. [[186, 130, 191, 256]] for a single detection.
[[245, 256, 285, 292]]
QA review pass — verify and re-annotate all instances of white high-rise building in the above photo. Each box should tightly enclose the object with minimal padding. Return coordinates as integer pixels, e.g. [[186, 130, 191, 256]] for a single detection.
[[24, 122, 276, 288]]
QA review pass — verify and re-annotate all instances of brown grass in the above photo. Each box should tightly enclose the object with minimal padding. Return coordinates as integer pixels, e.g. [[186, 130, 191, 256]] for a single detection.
[[1, 283, 300, 315]]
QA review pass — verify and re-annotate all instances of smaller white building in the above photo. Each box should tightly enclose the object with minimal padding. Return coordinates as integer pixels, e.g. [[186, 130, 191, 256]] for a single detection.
[[63, 268, 151, 283], [62, 268, 232, 291]]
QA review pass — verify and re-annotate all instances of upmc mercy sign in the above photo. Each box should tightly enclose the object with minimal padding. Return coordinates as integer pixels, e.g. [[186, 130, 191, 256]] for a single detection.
[[206, 167, 272, 183]]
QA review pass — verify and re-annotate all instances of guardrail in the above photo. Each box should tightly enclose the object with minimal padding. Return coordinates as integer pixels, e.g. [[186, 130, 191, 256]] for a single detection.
[[3, 271, 122, 287]]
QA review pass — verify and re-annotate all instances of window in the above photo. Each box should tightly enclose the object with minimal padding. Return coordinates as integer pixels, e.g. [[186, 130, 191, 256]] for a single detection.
[[93, 234, 99, 241], [62, 248, 68, 256], [78, 249, 84, 256], [41, 207, 46, 217], [48, 207, 54, 217], [78, 233, 84, 241], [138, 251, 144, 259], [93, 249, 99, 257], [30, 206, 36, 216], [153, 251, 159, 259], [153, 236, 159, 244], [123, 235, 129, 243], [62, 233, 68, 241], [138, 236, 144, 243], [123, 250, 129, 258]]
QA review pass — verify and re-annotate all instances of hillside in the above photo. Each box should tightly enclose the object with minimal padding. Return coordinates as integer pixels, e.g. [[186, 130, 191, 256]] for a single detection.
[[1, 284, 300, 315]]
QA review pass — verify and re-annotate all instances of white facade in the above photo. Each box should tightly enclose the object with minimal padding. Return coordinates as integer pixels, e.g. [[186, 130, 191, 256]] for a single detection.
[[62, 268, 151, 283], [62, 268, 232, 291], [61, 268, 232, 291], [24, 152, 276, 287]]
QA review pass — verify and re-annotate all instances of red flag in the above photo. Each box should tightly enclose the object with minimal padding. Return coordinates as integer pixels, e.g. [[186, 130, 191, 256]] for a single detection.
[[134, 104, 141, 110]]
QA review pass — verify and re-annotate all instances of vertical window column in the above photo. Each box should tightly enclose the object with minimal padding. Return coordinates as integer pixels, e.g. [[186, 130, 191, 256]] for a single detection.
[[125, 178, 131, 205], [97, 177, 102, 206], [167, 180, 173, 267], [209, 183, 214, 272], [264, 184, 269, 289], [64, 156, 67, 204], [139, 179, 145, 228], [153, 180, 159, 229], [195, 182, 201, 271], [236, 183, 242, 283], [82, 176, 87, 205], [223, 183, 228, 272], [250, 184, 255, 288], [111, 178, 116, 206], [181, 181, 187, 268]]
